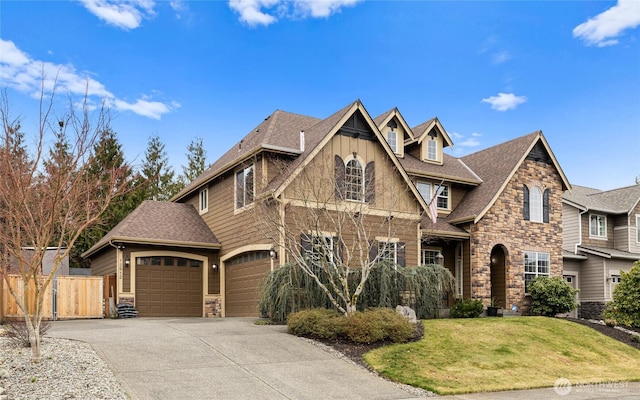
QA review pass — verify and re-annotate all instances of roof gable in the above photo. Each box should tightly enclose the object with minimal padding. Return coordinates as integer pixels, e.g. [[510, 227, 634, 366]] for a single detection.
[[412, 117, 454, 148], [373, 108, 415, 142], [449, 131, 570, 224]]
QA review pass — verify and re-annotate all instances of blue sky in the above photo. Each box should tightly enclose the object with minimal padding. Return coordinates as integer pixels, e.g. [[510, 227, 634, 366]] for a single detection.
[[1, 0, 639, 190]]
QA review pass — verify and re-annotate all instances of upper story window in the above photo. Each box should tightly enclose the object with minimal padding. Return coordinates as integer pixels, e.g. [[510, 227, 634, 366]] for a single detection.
[[589, 214, 607, 238], [636, 215, 640, 243], [524, 251, 550, 293], [417, 181, 431, 204], [345, 159, 364, 201], [436, 184, 449, 209], [235, 164, 254, 209], [199, 188, 208, 213], [427, 139, 438, 161], [523, 185, 549, 223], [387, 129, 398, 153]]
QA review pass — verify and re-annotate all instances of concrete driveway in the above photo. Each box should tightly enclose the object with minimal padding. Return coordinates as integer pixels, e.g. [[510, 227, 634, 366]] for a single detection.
[[48, 318, 424, 400]]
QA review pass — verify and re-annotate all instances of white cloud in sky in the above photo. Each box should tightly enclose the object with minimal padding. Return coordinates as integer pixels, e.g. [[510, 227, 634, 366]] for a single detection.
[[0, 39, 175, 120], [481, 92, 527, 111], [573, 0, 640, 47], [79, 0, 156, 30], [228, 0, 361, 26], [492, 50, 511, 64]]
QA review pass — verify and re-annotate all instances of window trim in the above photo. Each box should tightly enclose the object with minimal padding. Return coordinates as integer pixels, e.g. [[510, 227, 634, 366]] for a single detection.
[[235, 164, 255, 210], [199, 187, 208, 214], [524, 251, 550, 294], [435, 184, 450, 210], [416, 181, 432, 204], [589, 213, 607, 239], [386, 129, 398, 154], [344, 157, 365, 202], [427, 139, 438, 161], [378, 241, 398, 265], [421, 247, 442, 265]]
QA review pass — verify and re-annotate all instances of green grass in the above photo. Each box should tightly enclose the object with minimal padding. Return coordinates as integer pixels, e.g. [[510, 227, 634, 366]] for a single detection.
[[364, 317, 640, 395]]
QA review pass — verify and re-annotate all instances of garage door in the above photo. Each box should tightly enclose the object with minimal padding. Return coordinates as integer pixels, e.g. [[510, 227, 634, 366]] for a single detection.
[[225, 251, 271, 317], [136, 256, 203, 317]]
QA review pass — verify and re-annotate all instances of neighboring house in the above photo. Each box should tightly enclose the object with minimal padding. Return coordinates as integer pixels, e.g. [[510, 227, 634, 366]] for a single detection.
[[83, 100, 570, 317], [562, 184, 640, 319], [6, 247, 69, 277]]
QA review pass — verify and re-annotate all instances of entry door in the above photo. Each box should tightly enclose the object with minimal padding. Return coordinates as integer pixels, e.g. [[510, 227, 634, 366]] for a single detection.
[[562, 275, 578, 319]]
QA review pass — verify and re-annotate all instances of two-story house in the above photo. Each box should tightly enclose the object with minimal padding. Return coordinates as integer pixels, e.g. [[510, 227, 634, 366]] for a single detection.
[[563, 185, 640, 319], [83, 100, 570, 318]]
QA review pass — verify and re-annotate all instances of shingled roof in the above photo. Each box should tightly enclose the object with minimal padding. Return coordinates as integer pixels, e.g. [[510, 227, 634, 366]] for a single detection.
[[399, 153, 482, 185], [82, 201, 220, 258], [447, 131, 570, 224], [565, 184, 640, 214]]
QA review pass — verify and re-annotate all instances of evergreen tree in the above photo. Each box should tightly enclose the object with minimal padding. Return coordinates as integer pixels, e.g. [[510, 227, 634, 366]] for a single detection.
[[141, 134, 178, 201], [71, 129, 139, 267], [177, 137, 207, 190]]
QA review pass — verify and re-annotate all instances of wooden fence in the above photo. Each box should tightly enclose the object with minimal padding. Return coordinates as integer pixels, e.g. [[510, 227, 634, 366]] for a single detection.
[[1, 275, 103, 320]]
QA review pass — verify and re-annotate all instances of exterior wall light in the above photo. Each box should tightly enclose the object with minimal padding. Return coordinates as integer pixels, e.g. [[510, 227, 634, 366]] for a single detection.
[[269, 246, 278, 260]]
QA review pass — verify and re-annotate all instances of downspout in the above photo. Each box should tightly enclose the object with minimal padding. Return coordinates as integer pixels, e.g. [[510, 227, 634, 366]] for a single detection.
[[108, 240, 124, 307]]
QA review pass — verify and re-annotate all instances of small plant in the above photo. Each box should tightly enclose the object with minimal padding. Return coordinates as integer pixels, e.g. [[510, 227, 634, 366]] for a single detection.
[[604, 319, 617, 327], [489, 297, 500, 308], [630, 335, 640, 344], [528, 276, 579, 317], [4, 318, 51, 348], [451, 299, 484, 318], [31, 377, 37, 383], [602, 261, 640, 328]]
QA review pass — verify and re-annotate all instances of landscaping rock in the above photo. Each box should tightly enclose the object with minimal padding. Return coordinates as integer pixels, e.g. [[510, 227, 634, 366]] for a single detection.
[[395, 305, 417, 323], [0, 369, 10, 379]]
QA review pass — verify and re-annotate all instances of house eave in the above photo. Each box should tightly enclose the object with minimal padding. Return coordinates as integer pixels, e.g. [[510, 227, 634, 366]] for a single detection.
[[82, 237, 221, 259]]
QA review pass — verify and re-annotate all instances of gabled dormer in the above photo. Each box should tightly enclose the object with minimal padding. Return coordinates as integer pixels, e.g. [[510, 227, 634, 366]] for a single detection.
[[409, 118, 454, 165], [373, 108, 415, 158]]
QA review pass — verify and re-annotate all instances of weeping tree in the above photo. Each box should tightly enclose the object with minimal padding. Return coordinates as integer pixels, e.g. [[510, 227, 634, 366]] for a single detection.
[[254, 146, 427, 316], [259, 262, 454, 322], [0, 81, 130, 362]]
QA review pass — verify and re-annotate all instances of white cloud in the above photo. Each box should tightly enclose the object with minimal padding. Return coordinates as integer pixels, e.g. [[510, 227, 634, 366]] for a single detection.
[[228, 0, 361, 26], [471, 132, 482, 137], [79, 0, 156, 30], [451, 131, 463, 139], [573, 0, 640, 47], [492, 51, 511, 64], [481, 92, 527, 111], [0, 39, 175, 120], [458, 138, 480, 147]]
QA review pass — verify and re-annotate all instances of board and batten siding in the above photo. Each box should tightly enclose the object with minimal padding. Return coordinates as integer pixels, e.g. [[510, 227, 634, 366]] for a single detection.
[[562, 203, 581, 252]]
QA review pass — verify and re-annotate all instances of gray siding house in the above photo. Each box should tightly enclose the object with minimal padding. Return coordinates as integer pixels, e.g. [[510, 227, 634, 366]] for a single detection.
[[562, 184, 640, 319]]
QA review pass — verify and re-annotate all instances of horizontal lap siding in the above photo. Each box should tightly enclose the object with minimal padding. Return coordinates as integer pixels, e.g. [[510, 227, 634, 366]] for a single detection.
[[90, 249, 116, 276]]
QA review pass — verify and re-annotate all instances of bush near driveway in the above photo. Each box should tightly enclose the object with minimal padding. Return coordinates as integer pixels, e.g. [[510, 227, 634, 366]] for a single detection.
[[363, 317, 640, 395], [287, 307, 417, 344]]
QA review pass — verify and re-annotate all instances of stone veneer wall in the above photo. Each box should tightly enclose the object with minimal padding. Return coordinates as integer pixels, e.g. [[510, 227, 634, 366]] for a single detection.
[[205, 296, 222, 318], [579, 302, 606, 320], [468, 159, 564, 313]]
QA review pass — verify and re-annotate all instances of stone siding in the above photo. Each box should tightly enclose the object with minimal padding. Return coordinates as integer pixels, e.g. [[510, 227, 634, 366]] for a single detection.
[[469, 158, 564, 313], [205, 296, 222, 318], [579, 301, 607, 320]]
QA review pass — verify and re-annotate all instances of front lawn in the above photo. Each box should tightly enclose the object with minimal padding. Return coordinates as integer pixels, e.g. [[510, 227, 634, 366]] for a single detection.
[[364, 317, 640, 395]]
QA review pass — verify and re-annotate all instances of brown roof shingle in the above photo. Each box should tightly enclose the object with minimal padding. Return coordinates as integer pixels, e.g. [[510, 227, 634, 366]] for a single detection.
[[82, 201, 220, 257]]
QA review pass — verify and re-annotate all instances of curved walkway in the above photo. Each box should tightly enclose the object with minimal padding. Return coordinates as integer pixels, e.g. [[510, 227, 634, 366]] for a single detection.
[[49, 318, 424, 400]]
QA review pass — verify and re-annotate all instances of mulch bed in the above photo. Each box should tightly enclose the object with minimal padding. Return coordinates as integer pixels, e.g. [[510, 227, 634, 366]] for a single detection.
[[319, 318, 640, 367]]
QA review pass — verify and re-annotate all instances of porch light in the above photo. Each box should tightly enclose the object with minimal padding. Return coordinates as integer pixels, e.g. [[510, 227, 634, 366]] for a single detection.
[[269, 246, 278, 260], [124, 259, 130, 268], [212, 264, 218, 271]]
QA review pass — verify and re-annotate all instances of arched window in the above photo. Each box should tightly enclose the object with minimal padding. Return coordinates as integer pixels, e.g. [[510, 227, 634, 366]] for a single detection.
[[345, 159, 364, 201], [524, 185, 549, 222]]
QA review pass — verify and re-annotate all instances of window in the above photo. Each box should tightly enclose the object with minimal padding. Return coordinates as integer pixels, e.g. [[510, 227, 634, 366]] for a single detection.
[[345, 159, 364, 201], [589, 214, 607, 238], [378, 241, 398, 264], [610, 275, 621, 297], [417, 181, 431, 204], [530, 187, 542, 222], [422, 249, 441, 265], [302, 235, 335, 267], [387, 129, 398, 153], [199, 188, 208, 213], [523, 185, 549, 223], [636, 215, 640, 243], [427, 139, 437, 161], [436, 184, 449, 209], [235, 164, 254, 209], [524, 251, 550, 293]]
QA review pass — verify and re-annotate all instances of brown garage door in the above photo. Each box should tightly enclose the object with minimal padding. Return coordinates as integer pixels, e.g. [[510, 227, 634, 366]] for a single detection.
[[136, 256, 202, 317], [225, 251, 271, 317]]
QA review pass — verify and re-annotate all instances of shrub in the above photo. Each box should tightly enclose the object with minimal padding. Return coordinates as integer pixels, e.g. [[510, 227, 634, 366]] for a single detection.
[[287, 308, 343, 339], [528, 276, 579, 317], [4, 318, 51, 347], [602, 261, 640, 328], [287, 308, 416, 344], [604, 319, 617, 327], [631, 335, 640, 344], [450, 299, 484, 318]]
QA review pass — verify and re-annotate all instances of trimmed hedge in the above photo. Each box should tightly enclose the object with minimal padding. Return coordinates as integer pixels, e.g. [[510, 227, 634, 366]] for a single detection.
[[287, 307, 417, 344], [450, 299, 483, 318]]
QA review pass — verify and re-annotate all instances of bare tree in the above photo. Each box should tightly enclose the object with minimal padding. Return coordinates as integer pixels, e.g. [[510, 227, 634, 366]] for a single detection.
[[0, 80, 130, 362], [254, 150, 421, 316]]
